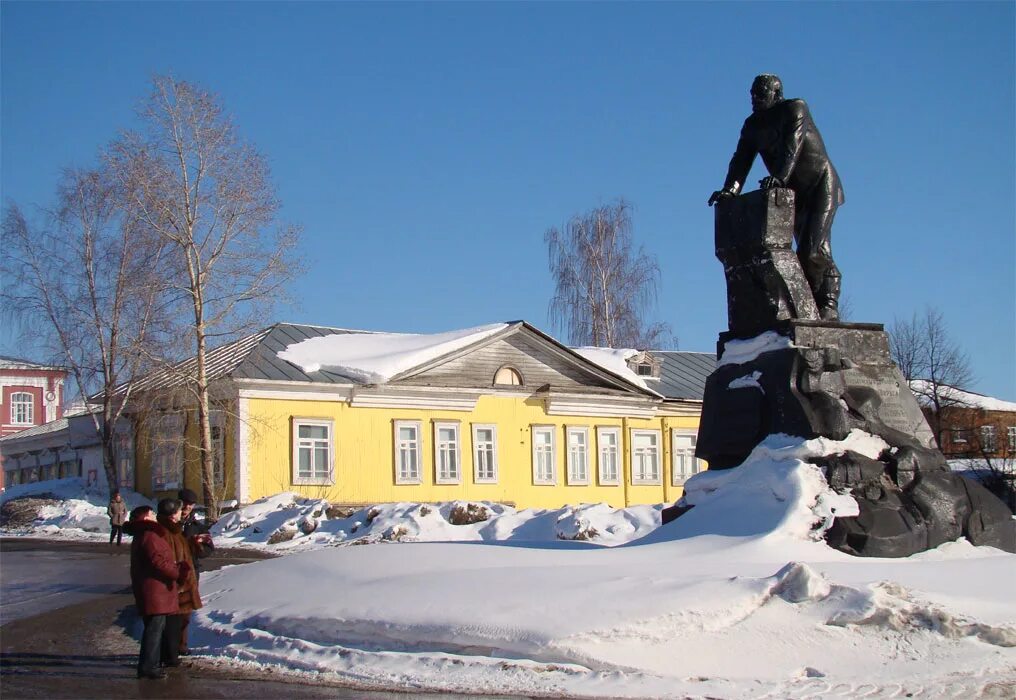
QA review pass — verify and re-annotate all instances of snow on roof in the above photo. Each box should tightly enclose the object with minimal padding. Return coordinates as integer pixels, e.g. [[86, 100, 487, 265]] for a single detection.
[[909, 380, 1016, 412], [277, 323, 510, 383], [570, 346, 655, 393], [0, 355, 63, 371]]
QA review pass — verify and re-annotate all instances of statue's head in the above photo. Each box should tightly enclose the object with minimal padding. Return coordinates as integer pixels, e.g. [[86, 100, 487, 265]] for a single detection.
[[751, 74, 783, 113]]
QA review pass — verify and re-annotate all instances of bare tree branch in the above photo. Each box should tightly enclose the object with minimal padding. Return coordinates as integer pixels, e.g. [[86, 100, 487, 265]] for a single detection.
[[546, 200, 673, 349]]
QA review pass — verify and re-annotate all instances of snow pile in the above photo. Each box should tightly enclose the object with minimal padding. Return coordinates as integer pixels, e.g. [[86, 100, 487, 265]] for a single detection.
[[192, 431, 1016, 697], [277, 323, 507, 382], [718, 330, 795, 366], [0, 477, 152, 537], [210, 494, 661, 550]]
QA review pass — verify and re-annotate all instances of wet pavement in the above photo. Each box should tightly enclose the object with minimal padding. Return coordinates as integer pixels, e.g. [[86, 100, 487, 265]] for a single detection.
[[1, 538, 524, 699]]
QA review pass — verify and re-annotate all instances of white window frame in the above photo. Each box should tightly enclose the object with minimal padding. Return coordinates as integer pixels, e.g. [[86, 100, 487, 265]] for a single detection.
[[631, 429, 661, 485], [151, 413, 184, 492], [532, 425, 557, 485], [292, 418, 334, 486], [1008, 426, 1016, 450], [596, 427, 621, 486], [472, 424, 498, 484], [394, 420, 422, 484], [566, 427, 590, 485], [10, 392, 34, 425], [434, 421, 462, 484], [671, 430, 705, 485], [980, 425, 997, 453]]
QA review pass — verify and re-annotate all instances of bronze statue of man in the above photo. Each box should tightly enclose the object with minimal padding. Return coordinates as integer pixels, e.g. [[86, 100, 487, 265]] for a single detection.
[[708, 74, 845, 321]]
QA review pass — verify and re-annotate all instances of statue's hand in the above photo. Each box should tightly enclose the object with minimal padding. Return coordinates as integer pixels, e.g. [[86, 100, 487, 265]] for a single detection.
[[759, 176, 785, 190], [708, 189, 735, 207]]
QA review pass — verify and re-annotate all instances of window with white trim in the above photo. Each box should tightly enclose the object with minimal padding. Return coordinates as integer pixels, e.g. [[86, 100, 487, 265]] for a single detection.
[[434, 422, 461, 483], [472, 424, 498, 483], [672, 430, 705, 485], [151, 413, 184, 491], [10, 392, 33, 425], [981, 425, 997, 452], [394, 420, 422, 484], [293, 419, 334, 485], [631, 429, 661, 484], [1008, 426, 1016, 450], [566, 427, 590, 485], [532, 426, 556, 485], [493, 366, 523, 386], [597, 427, 621, 485]]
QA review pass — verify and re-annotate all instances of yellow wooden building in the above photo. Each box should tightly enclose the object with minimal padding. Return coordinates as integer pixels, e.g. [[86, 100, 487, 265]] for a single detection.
[[127, 321, 715, 509]]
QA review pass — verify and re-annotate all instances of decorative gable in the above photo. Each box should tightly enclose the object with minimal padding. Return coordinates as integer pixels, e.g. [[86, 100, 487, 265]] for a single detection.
[[395, 326, 643, 395]]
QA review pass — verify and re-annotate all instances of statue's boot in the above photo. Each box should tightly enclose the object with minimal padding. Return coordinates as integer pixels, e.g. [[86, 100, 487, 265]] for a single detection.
[[818, 273, 841, 321]]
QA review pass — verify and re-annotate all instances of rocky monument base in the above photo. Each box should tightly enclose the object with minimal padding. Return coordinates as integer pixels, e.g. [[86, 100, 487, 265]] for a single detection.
[[681, 189, 1016, 557]]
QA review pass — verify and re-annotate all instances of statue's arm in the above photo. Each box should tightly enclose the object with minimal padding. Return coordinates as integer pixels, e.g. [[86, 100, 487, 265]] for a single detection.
[[709, 121, 755, 205], [722, 121, 756, 194]]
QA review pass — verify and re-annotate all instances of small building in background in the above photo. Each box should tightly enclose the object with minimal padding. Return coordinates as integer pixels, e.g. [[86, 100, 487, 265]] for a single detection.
[[0, 356, 68, 488]]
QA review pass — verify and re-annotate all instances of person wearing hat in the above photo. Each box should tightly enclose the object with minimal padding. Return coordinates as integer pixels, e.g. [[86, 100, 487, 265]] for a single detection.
[[175, 488, 213, 655], [125, 504, 189, 680], [155, 498, 203, 666]]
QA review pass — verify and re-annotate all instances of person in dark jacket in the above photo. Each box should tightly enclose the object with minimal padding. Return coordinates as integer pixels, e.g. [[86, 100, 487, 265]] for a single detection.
[[107, 491, 128, 546], [126, 505, 189, 680], [176, 488, 213, 655], [154, 498, 202, 667]]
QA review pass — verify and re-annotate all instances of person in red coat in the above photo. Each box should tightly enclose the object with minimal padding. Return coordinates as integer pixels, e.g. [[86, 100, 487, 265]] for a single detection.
[[126, 505, 190, 680]]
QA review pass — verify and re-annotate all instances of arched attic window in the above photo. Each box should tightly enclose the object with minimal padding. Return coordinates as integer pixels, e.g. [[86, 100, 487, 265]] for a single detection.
[[493, 365, 524, 387]]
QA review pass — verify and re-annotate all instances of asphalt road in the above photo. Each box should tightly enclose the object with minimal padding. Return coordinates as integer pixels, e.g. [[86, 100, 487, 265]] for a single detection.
[[0, 538, 524, 699]]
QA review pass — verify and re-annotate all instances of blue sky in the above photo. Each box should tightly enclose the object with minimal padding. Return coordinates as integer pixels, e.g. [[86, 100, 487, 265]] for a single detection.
[[2, 2, 1013, 400]]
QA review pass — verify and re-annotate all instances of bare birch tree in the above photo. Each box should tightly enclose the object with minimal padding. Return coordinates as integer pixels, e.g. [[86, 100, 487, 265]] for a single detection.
[[546, 200, 672, 349], [108, 75, 299, 517], [1, 168, 169, 490], [889, 307, 974, 448]]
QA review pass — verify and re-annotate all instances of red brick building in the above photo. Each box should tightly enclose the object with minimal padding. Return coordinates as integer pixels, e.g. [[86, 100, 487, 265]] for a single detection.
[[1, 356, 67, 487], [911, 381, 1016, 460]]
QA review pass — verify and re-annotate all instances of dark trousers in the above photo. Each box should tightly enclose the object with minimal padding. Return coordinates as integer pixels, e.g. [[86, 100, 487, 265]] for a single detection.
[[110, 524, 124, 545], [139, 614, 166, 675], [179, 612, 191, 652], [161, 615, 183, 665]]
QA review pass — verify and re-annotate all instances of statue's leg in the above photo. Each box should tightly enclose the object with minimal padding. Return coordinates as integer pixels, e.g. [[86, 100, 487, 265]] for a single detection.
[[802, 202, 840, 320]]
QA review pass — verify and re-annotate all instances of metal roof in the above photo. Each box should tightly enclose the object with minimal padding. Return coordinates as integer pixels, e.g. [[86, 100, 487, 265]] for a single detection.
[[644, 351, 716, 401], [117, 322, 709, 397], [231, 323, 370, 383]]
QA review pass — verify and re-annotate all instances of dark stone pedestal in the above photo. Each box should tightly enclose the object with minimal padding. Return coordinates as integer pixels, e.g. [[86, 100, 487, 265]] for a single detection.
[[683, 190, 1016, 557], [715, 189, 818, 337]]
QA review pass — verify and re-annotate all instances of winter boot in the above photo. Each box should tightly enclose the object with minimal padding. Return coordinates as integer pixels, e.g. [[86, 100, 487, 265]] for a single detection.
[[818, 274, 841, 321]]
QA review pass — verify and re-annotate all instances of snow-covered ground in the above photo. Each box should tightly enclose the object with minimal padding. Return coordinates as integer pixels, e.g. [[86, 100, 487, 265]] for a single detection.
[[189, 431, 1015, 698], [6, 434, 1015, 698]]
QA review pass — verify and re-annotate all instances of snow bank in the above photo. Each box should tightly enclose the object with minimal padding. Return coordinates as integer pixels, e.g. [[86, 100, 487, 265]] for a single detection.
[[192, 431, 1016, 697], [211, 494, 662, 551], [277, 323, 507, 382], [0, 477, 153, 538]]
